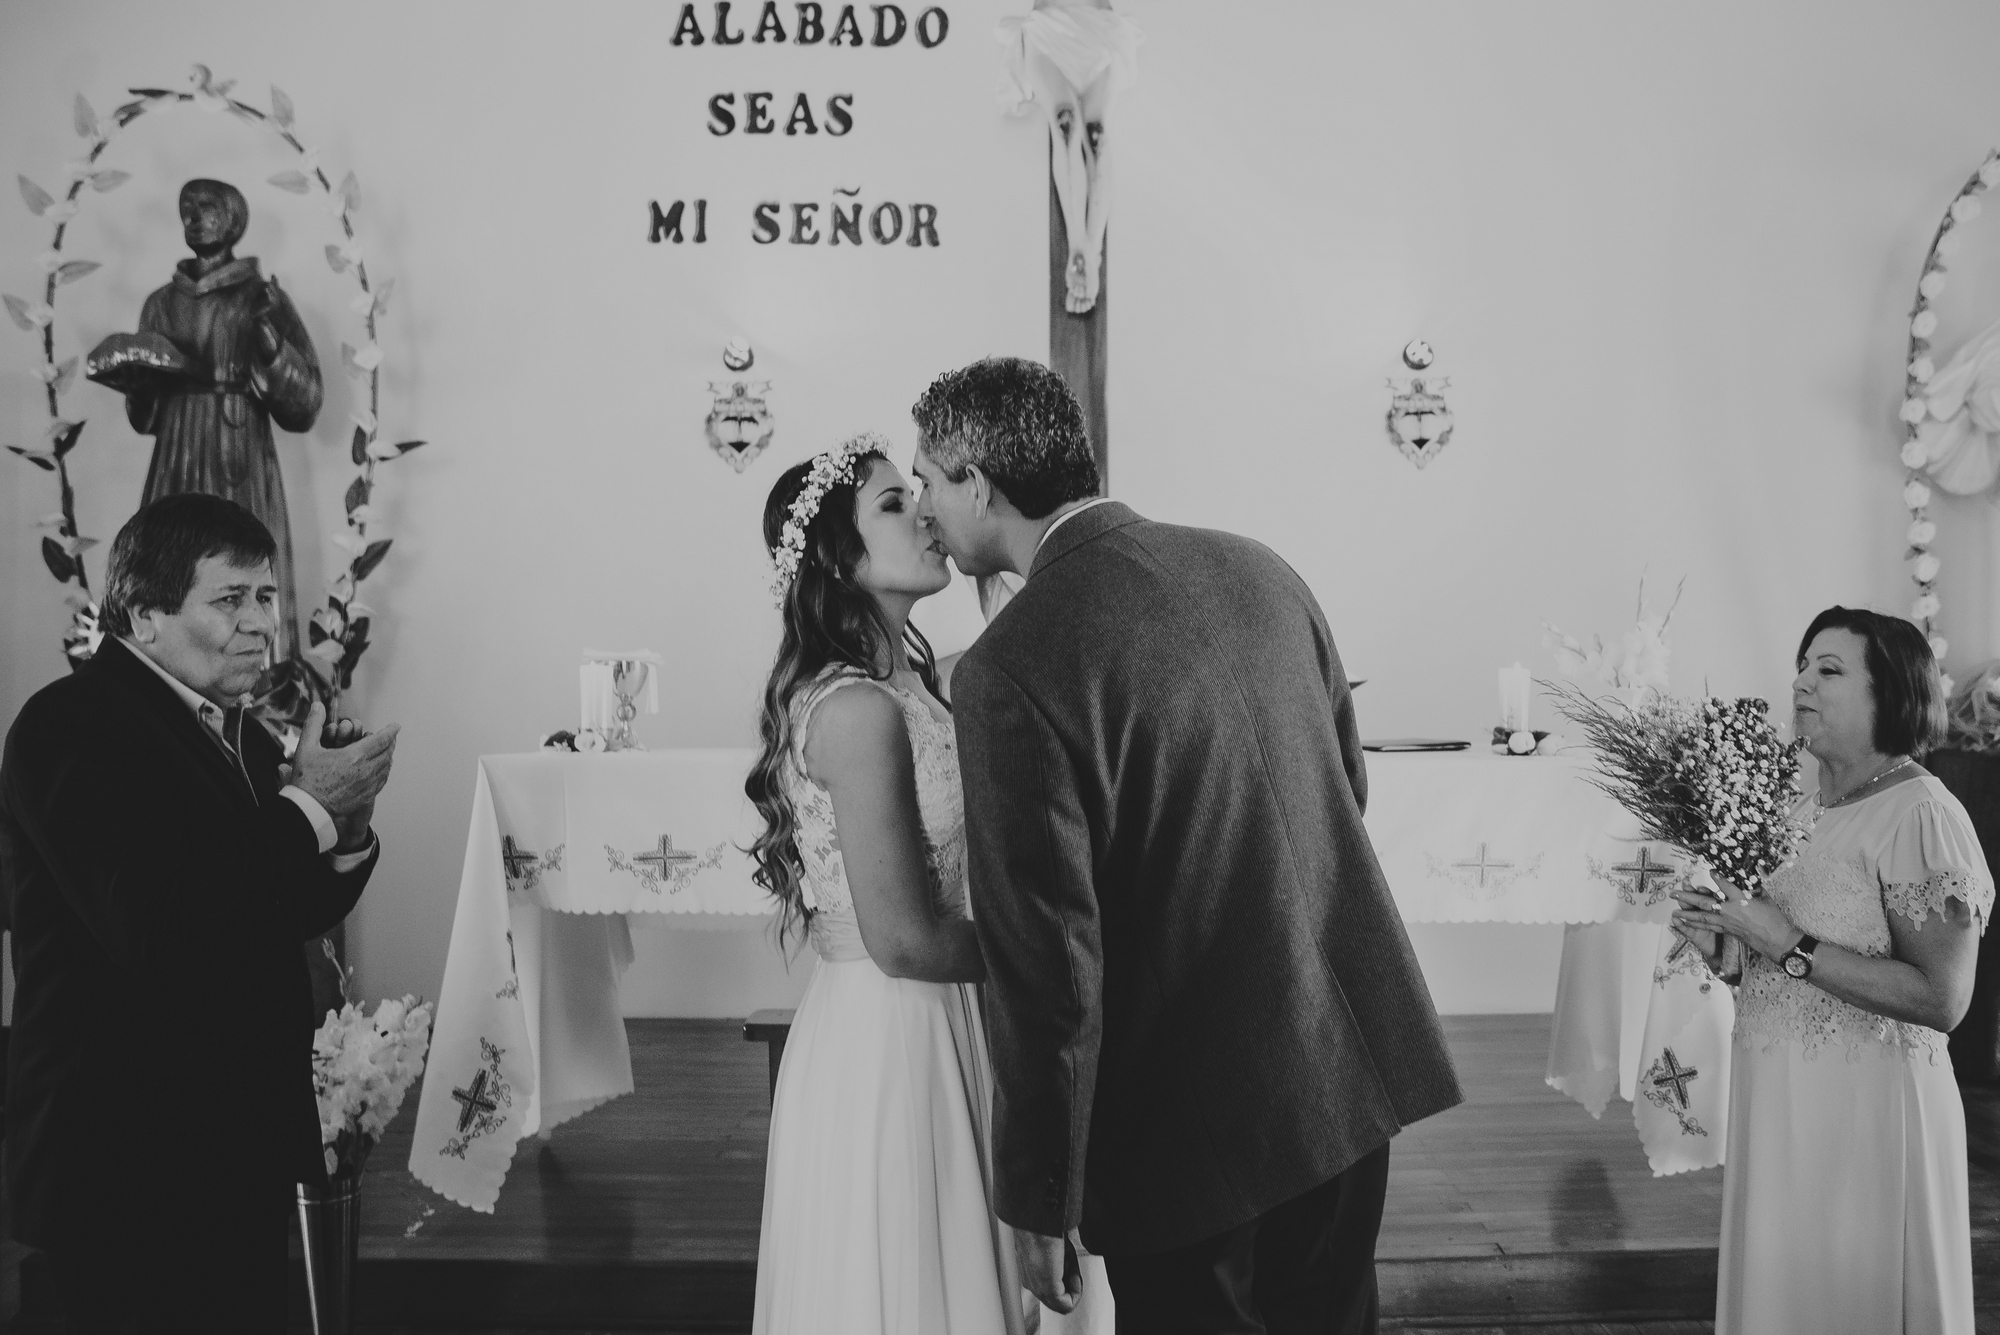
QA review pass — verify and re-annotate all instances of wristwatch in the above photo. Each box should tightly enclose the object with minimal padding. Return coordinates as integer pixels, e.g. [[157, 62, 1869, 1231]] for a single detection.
[[1781, 934, 1819, 980]]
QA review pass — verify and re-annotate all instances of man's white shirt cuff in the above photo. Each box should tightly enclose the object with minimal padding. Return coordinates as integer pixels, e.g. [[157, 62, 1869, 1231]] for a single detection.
[[328, 837, 376, 875], [282, 785, 338, 851], [281, 785, 373, 871]]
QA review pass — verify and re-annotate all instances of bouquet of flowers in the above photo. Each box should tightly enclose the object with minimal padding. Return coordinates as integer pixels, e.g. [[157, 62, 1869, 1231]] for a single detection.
[[1552, 684, 1810, 980], [311, 989, 434, 1180]]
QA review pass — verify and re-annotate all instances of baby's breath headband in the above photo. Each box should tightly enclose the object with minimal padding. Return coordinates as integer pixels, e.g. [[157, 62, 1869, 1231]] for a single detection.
[[769, 432, 892, 605]]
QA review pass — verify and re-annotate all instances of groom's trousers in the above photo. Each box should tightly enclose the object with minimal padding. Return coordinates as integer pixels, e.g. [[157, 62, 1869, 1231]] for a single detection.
[[1103, 1142, 1392, 1335]]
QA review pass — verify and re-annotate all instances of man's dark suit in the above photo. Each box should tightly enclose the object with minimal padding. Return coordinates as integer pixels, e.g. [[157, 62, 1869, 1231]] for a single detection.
[[952, 503, 1461, 1324], [0, 637, 373, 1324]]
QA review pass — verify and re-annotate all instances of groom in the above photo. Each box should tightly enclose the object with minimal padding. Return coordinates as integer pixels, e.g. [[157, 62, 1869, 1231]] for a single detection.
[[913, 358, 1461, 1332]]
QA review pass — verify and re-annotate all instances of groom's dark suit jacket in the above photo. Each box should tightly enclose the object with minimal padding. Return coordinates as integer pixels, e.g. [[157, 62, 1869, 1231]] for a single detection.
[[0, 637, 373, 1251], [954, 502, 1461, 1256]]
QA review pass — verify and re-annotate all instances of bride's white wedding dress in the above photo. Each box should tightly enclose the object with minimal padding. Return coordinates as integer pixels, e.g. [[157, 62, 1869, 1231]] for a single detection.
[[752, 668, 1110, 1335]]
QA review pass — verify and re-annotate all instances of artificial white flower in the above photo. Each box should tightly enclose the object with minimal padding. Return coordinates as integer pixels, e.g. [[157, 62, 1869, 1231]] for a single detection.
[[1900, 397, 1929, 424], [1913, 553, 1941, 583], [1939, 230, 1964, 258], [1905, 478, 1932, 508], [1913, 310, 1940, 339], [1921, 272, 1949, 299], [1930, 635, 1949, 659], [1952, 195, 1983, 223], [1911, 356, 1936, 383], [1902, 438, 1929, 468], [35, 250, 63, 272], [1941, 673, 1958, 697], [1983, 158, 2000, 188], [1913, 594, 1941, 620], [1508, 730, 1537, 755], [1909, 518, 1938, 545], [576, 728, 607, 753]]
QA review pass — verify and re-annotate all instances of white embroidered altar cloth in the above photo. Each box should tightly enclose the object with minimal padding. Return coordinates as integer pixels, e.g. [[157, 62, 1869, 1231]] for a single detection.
[[409, 750, 768, 1211], [1363, 751, 1733, 1175]]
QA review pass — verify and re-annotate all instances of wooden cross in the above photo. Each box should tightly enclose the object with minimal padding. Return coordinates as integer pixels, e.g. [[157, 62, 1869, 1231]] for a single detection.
[[1650, 1048, 1698, 1110], [1050, 175, 1109, 488], [501, 836, 538, 882], [1452, 843, 1514, 888], [633, 834, 698, 879], [1613, 848, 1676, 899], [451, 1068, 499, 1134]]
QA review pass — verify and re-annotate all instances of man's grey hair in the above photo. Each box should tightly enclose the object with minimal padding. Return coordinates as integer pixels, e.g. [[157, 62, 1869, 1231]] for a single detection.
[[911, 357, 1099, 520]]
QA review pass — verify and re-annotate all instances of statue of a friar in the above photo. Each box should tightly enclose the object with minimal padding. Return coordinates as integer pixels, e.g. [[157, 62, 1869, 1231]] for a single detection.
[[88, 178, 323, 661]]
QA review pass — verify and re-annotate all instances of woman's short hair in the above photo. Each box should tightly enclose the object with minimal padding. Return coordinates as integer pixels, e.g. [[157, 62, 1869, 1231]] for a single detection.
[[1795, 606, 1948, 756], [910, 357, 1099, 519], [100, 493, 277, 636]]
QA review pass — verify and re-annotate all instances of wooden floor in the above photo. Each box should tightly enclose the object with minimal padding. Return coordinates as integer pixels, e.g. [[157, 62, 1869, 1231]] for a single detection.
[[352, 1014, 1731, 1269], [8, 1013, 1998, 1330]]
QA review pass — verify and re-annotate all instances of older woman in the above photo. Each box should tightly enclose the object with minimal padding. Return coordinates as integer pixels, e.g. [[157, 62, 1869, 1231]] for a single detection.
[[1673, 607, 1992, 1334]]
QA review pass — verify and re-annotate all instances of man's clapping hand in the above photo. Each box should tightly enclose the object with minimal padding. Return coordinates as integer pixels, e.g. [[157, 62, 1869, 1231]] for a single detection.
[[287, 701, 399, 851]]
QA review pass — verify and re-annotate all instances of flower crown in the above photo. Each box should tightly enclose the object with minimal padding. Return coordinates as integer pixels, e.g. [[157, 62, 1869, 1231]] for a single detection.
[[769, 432, 891, 605]]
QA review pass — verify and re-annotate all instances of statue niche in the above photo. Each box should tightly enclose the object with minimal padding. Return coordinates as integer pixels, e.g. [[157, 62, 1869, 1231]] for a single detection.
[[87, 178, 324, 662]]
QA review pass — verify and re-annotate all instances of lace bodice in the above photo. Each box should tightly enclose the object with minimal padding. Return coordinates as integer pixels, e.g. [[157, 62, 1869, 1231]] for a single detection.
[[1734, 775, 1994, 1064], [784, 669, 968, 962]]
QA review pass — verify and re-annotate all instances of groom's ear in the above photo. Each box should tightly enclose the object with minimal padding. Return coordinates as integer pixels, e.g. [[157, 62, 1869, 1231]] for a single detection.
[[965, 464, 992, 518]]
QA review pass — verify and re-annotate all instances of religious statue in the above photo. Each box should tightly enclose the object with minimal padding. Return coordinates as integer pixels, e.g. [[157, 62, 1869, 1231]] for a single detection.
[[998, 0, 1142, 315], [1911, 316, 2000, 495], [87, 178, 324, 661]]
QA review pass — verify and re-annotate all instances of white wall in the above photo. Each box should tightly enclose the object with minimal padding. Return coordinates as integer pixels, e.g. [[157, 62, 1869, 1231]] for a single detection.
[[4, 1, 1998, 1018]]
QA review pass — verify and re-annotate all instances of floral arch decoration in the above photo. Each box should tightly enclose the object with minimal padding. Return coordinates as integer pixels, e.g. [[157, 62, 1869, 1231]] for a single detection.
[[1894, 147, 2000, 697], [4, 64, 422, 720]]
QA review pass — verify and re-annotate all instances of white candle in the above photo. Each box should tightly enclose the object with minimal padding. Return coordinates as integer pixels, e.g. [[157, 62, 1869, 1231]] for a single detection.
[[579, 663, 594, 733], [1499, 662, 1532, 732]]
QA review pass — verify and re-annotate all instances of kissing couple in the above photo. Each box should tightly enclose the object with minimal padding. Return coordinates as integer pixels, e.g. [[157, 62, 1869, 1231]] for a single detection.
[[745, 357, 1461, 1335]]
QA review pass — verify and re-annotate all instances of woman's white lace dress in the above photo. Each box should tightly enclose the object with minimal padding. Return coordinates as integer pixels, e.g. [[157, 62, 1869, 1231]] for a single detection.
[[1716, 774, 1993, 1334], [754, 669, 1091, 1335]]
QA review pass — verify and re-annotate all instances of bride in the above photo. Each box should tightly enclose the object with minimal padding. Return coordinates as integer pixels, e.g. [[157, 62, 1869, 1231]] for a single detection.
[[745, 432, 1053, 1334]]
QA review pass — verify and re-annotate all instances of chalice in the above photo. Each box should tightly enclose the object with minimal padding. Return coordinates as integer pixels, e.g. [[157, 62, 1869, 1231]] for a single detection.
[[606, 657, 651, 752]]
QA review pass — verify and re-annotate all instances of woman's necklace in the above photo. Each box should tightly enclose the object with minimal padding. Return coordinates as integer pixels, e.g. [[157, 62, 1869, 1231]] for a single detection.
[[1817, 755, 1916, 810]]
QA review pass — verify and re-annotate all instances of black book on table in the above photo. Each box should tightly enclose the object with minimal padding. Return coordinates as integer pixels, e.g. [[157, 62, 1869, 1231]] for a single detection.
[[1361, 738, 1470, 753]]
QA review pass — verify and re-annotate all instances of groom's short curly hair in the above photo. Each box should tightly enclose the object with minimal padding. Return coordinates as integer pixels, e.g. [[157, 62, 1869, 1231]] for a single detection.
[[911, 358, 1099, 519]]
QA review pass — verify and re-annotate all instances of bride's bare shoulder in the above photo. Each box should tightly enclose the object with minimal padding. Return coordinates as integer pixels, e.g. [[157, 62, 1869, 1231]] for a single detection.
[[799, 678, 911, 789]]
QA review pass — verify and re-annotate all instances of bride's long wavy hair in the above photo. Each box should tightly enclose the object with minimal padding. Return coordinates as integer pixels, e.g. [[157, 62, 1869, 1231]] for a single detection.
[[745, 442, 944, 952]]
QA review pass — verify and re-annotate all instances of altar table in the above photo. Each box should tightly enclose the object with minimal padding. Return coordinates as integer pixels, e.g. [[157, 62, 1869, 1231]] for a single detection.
[[413, 748, 1729, 1210], [410, 751, 768, 1211], [1363, 752, 1733, 1175]]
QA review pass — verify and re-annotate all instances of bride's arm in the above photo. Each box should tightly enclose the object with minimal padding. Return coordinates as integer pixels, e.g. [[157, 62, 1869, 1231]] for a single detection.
[[805, 685, 986, 984]]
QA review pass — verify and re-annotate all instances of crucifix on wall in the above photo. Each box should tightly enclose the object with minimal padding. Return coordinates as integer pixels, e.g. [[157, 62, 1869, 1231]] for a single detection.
[[1000, 0, 1140, 491]]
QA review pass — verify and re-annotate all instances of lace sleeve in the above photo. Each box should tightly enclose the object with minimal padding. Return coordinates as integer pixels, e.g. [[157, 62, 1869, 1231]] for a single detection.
[[1879, 798, 1994, 935]]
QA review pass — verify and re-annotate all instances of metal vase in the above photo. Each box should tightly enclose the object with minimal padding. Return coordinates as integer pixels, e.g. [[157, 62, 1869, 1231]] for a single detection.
[[297, 1172, 362, 1335]]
